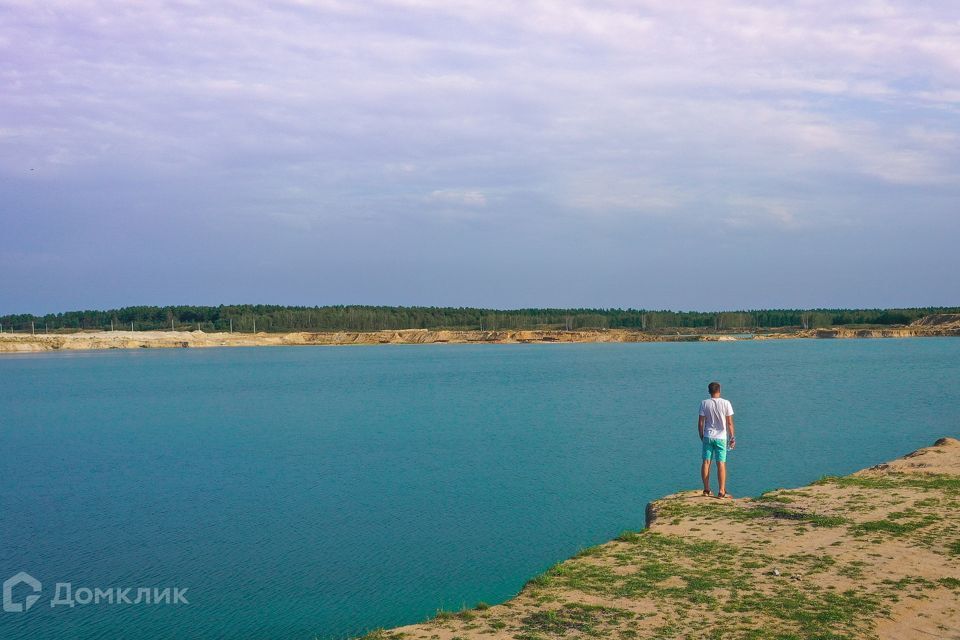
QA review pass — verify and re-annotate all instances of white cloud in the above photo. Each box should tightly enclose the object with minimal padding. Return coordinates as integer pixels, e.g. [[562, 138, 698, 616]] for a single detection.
[[427, 189, 487, 207], [562, 173, 680, 215], [724, 196, 797, 228], [1, 0, 958, 226]]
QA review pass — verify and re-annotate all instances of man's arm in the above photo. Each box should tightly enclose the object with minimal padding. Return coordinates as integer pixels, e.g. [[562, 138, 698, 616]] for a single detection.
[[726, 415, 735, 449], [698, 415, 705, 440]]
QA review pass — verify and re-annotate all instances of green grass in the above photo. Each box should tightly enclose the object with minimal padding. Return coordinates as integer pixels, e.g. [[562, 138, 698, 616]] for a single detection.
[[783, 553, 836, 574], [757, 491, 795, 504], [726, 586, 885, 639], [938, 577, 960, 589], [353, 630, 406, 640], [522, 523, 907, 639], [520, 603, 633, 636], [837, 561, 868, 579], [737, 505, 849, 528], [574, 545, 605, 558], [880, 576, 938, 594], [525, 574, 554, 589], [852, 515, 939, 536], [815, 472, 960, 495]]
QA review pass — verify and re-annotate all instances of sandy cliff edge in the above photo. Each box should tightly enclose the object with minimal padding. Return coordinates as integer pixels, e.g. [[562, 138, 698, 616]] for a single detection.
[[2, 322, 958, 353], [361, 438, 960, 640]]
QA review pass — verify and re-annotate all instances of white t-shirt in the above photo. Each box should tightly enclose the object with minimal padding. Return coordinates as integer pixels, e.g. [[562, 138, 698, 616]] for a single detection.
[[699, 397, 734, 440]]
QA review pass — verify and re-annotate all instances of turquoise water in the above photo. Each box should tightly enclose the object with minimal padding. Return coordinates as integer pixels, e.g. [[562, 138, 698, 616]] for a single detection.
[[1, 339, 958, 639]]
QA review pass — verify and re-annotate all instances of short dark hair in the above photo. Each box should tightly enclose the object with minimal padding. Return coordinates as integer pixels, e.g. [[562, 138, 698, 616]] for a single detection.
[[708, 382, 721, 395]]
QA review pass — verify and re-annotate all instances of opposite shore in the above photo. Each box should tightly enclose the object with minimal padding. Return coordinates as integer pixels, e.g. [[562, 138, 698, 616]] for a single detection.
[[364, 437, 960, 640], [2, 317, 960, 353]]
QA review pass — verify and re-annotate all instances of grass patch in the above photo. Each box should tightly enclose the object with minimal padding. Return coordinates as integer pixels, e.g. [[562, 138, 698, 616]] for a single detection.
[[937, 577, 960, 589], [354, 630, 406, 640], [766, 509, 848, 528], [837, 561, 868, 579], [525, 573, 554, 589], [541, 526, 897, 638], [881, 576, 938, 597], [733, 505, 849, 528], [520, 603, 633, 636], [815, 473, 960, 495], [852, 515, 939, 536], [757, 491, 795, 504], [783, 553, 836, 574], [728, 586, 885, 638]]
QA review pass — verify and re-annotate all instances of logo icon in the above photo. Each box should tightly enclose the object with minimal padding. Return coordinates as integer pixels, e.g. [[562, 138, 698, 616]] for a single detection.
[[3, 572, 42, 613]]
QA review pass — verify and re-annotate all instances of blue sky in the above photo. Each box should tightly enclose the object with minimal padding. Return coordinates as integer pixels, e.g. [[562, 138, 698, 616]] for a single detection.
[[2, 1, 958, 314]]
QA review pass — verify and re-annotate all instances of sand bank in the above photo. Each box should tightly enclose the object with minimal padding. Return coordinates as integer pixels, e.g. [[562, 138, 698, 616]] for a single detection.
[[1, 322, 958, 353]]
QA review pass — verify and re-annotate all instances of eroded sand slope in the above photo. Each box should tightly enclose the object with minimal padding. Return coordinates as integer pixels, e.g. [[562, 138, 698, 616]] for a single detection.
[[2, 319, 958, 353]]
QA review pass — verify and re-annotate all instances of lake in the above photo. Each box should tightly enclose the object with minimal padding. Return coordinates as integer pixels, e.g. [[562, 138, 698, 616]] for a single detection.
[[1, 339, 958, 639]]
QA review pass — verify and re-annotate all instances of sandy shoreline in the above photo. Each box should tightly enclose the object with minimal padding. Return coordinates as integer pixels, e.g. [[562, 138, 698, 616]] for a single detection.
[[366, 437, 960, 640], [1, 325, 957, 353]]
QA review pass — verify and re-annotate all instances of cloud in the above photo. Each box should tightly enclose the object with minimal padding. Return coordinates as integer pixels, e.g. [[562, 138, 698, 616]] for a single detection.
[[2, 1, 958, 198], [562, 173, 681, 215], [1, 1, 959, 309], [724, 196, 798, 228], [427, 189, 487, 207]]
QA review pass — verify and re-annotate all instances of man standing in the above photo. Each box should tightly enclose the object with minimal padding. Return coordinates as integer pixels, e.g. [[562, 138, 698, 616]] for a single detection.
[[698, 381, 736, 498]]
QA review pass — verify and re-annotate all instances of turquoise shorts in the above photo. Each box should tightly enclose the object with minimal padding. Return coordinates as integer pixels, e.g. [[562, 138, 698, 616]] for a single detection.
[[702, 437, 727, 463]]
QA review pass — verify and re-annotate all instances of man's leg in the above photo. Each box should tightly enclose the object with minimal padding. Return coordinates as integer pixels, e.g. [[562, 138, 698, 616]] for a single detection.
[[700, 438, 712, 494], [717, 462, 727, 496]]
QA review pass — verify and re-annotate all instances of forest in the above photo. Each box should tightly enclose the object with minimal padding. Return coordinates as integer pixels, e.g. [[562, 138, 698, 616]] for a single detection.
[[1, 305, 957, 333]]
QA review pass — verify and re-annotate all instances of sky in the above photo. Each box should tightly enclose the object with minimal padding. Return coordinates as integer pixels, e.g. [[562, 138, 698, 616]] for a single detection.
[[2, 1, 959, 314]]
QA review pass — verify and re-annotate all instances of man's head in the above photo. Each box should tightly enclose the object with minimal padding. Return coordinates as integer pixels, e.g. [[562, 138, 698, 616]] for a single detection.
[[708, 381, 721, 396]]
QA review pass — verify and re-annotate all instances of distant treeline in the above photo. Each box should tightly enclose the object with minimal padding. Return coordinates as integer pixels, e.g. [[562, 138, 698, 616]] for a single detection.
[[1, 305, 958, 333]]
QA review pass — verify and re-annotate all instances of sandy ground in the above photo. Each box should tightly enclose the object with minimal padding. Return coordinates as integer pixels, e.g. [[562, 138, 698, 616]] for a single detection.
[[0, 328, 742, 352], [1, 324, 957, 353], [361, 438, 960, 640]]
